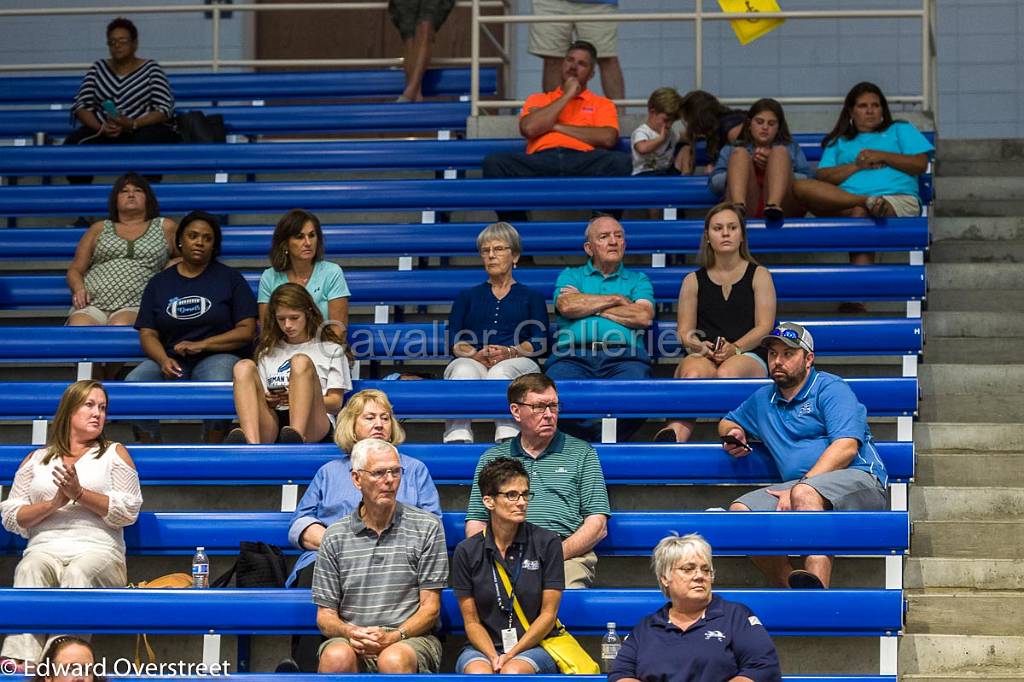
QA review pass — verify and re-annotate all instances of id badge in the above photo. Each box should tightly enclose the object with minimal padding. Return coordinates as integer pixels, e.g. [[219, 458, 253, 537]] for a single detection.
[[500, 627, 519, 653]]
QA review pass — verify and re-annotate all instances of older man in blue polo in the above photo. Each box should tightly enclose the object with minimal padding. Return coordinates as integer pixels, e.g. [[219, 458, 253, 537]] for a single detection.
[[718, 322, 888, 589], [546, 215, 654, 441]]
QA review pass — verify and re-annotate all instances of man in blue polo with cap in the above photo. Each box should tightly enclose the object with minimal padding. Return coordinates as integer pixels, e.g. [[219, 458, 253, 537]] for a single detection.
[[718, 321, 888, 589]]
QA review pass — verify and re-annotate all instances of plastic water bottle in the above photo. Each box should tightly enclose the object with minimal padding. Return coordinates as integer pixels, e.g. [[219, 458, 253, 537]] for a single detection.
[[192, 546, 209, 588], [601, 621, 621, 672]]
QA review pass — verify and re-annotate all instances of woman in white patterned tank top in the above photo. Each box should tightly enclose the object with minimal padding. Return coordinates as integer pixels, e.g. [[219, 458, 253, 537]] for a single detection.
[[66, 173, 177, 327], [0, 381, 142, 667]]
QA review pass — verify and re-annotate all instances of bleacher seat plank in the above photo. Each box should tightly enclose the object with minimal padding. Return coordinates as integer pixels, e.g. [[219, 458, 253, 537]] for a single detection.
[[0, 587, 903, 636]]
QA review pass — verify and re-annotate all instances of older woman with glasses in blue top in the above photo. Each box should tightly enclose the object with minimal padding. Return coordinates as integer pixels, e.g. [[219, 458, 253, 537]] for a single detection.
[[282, 388, 441, 673], [444, 222, 550, 444]]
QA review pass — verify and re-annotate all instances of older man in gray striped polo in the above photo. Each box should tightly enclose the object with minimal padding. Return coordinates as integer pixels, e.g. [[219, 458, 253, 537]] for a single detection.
[[465, 373, 611, 588], [312, 438, 449, 673]]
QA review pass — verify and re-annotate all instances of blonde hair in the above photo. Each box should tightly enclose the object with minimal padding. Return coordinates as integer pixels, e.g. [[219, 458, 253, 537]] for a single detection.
[[647, 86, 682, 117], [651, 533, 714, 597], [334, 389, 406, 453], [42, 380, 109, 465], [698, 202, 757, 269]]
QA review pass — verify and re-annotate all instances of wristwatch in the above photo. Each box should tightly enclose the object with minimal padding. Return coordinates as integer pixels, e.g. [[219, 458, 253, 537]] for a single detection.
[[398, 627, 409, 641]]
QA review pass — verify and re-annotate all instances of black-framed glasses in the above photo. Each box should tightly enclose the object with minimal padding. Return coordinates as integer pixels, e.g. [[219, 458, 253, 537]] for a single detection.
[[494, 490, 535, 502], [357, 466, 404, 480], [515, 402, 560, 415]]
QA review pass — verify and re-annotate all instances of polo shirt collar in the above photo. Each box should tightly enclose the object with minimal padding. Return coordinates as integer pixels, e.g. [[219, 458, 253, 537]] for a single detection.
[[483, 521, 529, 557], [770, 367, 820, 406], [510, 430, 566, 460], [552, 86, 590, 101], [653, 595, 724, 632], [348, 501, 403, 534], [584, 259, 625, 279]]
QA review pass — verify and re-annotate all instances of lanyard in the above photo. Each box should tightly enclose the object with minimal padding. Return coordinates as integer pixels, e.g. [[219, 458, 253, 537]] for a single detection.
[[490, 547, 524, 628]]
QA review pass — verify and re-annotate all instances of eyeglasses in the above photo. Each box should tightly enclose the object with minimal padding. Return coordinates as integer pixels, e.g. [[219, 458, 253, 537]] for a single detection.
[[357, 466, 404, 480], [107, 38, 133, 47], [479, 245, 512, 256], [674, 564, 714, 578], [494, 490, 535, 502], [515, 402, 561, 415]]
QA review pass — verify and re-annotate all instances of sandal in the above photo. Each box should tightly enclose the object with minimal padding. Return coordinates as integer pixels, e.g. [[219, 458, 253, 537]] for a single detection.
[[865, 195, 888, 218], [763, 204, 784, 223], [788, 569, 826, 589]]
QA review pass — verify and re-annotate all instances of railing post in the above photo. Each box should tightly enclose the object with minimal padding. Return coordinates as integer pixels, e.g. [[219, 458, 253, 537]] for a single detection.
[[694, 0, 703, 89], [471, 0, 481, 116], [921, 0, 930, 117], [212, 7, 221, 72]]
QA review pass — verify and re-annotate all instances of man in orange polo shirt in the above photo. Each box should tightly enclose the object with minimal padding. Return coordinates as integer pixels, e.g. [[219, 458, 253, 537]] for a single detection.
[[482, 40, 630, 222]]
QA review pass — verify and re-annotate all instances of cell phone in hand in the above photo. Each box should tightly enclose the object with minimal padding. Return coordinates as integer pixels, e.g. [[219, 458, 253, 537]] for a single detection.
[[102, 99, 119, 118], [721, 434, 752, 452], [713, 336, 726, 353]]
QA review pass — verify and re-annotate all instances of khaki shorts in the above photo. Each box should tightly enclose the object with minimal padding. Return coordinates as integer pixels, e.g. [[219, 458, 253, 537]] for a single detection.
[[563, 550, 598, 589], [878, 194, 922, 217], [529, 0, 618, 58], [66, 305, 139, 325], [318, 634, 442, 673]]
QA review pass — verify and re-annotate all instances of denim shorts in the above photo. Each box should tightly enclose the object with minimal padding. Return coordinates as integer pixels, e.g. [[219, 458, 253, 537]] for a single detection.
[[455, 644, 558, 673]]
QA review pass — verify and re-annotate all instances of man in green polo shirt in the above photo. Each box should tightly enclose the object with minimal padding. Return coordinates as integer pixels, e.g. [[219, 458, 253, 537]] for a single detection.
[[465, 373, 611, 588], [546, 215, 655, 441]]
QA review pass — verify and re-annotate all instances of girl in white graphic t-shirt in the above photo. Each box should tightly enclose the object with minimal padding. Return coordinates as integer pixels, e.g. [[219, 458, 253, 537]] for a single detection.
[[228, 283, 351, 444]]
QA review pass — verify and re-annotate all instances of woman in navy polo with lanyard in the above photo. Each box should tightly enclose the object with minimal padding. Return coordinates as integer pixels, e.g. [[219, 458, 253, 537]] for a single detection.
[[444, 222, 549, 443], [452, 457, 564, 674], [609, 533, 781, 682]]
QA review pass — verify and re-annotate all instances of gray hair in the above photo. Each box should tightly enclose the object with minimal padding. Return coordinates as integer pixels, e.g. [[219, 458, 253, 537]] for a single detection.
[[350, 437, 398, 471], [651, 533, 714, 597], [476, 221, 522, 258], [584, 214, 623, 242]]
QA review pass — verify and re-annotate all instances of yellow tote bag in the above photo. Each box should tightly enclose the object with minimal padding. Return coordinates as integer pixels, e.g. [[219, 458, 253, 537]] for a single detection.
[[717, 0, 785, 46]]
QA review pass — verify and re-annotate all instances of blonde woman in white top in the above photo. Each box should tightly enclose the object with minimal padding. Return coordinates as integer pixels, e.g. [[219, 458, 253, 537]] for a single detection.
[[0, 380, 142, 666]]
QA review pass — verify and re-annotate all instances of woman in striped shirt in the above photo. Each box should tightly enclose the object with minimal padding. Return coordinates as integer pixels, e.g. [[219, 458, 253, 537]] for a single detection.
[[64, 17, 178, 180]]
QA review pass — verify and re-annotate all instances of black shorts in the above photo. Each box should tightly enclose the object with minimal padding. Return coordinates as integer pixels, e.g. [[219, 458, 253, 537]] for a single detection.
[[277, 409, 335, 443]]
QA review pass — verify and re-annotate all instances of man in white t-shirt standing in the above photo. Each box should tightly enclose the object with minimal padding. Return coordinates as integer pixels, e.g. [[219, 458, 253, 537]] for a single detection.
[[530, 0, 625, 101]]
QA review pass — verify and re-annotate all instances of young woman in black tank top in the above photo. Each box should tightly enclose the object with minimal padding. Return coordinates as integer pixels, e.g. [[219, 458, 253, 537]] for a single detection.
[[655, 203, 777, 443]]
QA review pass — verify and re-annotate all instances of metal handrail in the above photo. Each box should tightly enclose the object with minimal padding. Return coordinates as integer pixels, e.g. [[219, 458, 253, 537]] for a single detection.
[[0, 1, 513, 78], [470, 0, 937, 117]]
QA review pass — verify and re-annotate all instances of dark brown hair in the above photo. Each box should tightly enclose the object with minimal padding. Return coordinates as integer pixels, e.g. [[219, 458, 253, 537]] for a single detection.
[[822, 81, 895, 148], [269, 209, 325, 272], [42, 381, 109, 465], [108, 173, 159, 222], [32, 636, 106, 682], [106, 17, 138, 42], [698, 202, 756, 269], [679, 90, 740, 163], [479, 457, 529, 498], [735, 98, 794, 147]]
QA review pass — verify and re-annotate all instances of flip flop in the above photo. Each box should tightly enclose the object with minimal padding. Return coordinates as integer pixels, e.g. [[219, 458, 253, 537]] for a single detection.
[[278, 426, 304, 444], [763, 204, 785, 223], [788, 569, 825, 589]]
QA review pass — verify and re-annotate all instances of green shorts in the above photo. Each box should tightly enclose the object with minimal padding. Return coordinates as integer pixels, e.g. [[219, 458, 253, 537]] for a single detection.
[[318, 634, 443, 673], [388, 0, 456, 39]]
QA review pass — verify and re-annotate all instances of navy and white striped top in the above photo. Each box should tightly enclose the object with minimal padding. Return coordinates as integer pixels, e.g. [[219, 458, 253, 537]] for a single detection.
[[70, 59, 175, 123]]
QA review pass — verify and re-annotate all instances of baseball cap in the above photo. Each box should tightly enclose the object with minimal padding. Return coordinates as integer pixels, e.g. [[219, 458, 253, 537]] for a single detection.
[[761, 322, 814, 353]]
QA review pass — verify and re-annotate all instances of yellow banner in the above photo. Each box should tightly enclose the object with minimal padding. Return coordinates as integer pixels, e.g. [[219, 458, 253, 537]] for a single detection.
[[717, 0, 785, 46]]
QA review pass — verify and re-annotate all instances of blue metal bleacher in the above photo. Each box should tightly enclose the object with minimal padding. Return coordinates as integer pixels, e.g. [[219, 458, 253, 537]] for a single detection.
[[0, 67, 498, 106], [0, 587, 903, 637], [0, 319, 922, 365], [0, 131, 935, 176], [0, 441, 915, 486], [0, 101, 472, 138], [0, 378, 917, 421], [0, 265, 926, 310], [0, 510, 909, 557], [0, 218, 930, 260]]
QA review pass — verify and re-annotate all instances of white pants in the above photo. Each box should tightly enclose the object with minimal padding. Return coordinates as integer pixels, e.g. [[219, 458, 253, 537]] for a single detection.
[[443, 356, 540, 443], [1, 547, 127, 662]]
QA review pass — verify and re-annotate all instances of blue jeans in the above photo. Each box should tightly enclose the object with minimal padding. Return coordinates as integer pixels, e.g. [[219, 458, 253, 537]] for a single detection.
[[545, 347, 652, 441], [456, 644, 558, 673], [125, 352, 241, 439]]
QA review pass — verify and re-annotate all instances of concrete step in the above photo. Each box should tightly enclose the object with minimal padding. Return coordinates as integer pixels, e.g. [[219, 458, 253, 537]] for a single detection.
[[919, 364, 1024, 396], [916, 452, 1024, 487], [915, 422, 1024, 452], [934, 176, 1024, 202], [931, 216, 1024, 241], [938, 159, 1024, 176], [927, 263, 1024, 289], [924, 312, 1024, 337], [906, 592, 1024, 636], [924, 337, 1024, 364], [929, 239, 1024, 263], [917, 394, 1024, 423], [935, 199, 1024, 217], [912, 520, 1024, 558], [936, 138, 1024, 163], [925, 290, 1024, 313], [899, 634, 1024, 675], [905, 558, 1024, 591], [910, 487, 1024, 521]]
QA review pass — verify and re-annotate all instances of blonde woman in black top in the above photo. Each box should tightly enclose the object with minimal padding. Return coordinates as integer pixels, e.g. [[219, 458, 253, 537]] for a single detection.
[[655, 203, 776, 443]]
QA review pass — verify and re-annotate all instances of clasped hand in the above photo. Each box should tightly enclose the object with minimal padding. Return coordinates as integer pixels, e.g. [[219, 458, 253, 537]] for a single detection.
[[51, 462, 83, 504], [855, 149, 886, 169], [347, 626, 396, 655], [474, 345, 516, 368]]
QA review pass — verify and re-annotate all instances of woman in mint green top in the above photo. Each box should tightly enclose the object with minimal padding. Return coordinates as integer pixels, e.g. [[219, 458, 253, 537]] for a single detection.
[[794, 82, 933, 221], [257, 209, 350, 335]]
